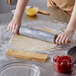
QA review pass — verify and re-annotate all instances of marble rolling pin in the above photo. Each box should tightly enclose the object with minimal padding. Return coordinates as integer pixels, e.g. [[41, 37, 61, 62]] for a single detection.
[[19, 26, 58, 43]]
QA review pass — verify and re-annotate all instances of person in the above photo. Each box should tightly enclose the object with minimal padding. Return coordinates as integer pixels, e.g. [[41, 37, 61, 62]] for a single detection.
[[55, 0, 76, 45], [8, 0, 29, 34], [8, 0, 76, 45]]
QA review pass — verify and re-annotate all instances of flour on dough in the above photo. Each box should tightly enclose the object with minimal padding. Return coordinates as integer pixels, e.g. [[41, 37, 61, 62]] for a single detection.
[[10, 28, 57, 52], [10, 35, 56, 52]]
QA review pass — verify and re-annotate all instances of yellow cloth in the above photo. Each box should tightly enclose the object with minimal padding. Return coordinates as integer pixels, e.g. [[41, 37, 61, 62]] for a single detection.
[[47, 0, 75, 15]]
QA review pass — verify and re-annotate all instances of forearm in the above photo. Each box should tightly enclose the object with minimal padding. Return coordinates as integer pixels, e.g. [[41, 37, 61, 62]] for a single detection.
[[66, 1, 76, 32], [13, 0, 29, 20]]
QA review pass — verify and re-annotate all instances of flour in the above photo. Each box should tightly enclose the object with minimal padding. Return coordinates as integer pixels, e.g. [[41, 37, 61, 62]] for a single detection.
[[0, 21, 76, 61]]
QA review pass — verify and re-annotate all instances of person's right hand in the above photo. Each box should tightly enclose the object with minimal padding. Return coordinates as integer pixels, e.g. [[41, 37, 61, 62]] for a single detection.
[[8, 17, 21, 34], [55, 30, 74, 45]]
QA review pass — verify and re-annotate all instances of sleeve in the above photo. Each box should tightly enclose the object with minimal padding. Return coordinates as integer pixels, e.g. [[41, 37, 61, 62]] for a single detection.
[[53, 0, 75, 12], [47, 0, 57, 7]]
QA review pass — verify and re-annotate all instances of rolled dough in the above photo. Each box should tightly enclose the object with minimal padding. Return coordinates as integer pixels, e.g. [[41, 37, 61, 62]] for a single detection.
[[9, 29, 56, 52]]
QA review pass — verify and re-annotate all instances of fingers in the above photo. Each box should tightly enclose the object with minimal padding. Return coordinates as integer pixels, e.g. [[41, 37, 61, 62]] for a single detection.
[[14, 24, 19, 34], [8, 23, 19, 34], [62, 35, 67, 44], [12, 24, 16, 33], [56, 34, 61, 45], [56, 33, 69, 45], [8, 24, 13, 33], [65, 37, 69, 44], [59, 34, 65, 44]]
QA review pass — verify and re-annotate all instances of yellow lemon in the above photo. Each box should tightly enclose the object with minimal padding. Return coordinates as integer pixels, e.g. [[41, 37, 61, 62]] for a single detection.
[[25, 8, 38, 16]]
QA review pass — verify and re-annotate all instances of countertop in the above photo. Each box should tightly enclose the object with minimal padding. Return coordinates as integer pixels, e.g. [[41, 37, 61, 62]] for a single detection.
[[0, 0, 76, 76]]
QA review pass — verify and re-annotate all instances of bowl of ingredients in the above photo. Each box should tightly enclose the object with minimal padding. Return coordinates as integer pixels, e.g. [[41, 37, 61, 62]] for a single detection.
[[25, 6, 39, 16], [53, 55, 74, 74]]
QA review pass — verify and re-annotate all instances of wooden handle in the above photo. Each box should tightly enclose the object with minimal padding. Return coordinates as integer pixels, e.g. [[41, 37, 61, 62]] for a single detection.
[[8, 0, 11, 5], [67, 40, 71, 44], [38, 9, 50, 15]]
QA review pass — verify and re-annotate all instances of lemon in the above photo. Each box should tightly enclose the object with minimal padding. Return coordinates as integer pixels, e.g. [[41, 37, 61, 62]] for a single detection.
[[25, 8, 38, 16]]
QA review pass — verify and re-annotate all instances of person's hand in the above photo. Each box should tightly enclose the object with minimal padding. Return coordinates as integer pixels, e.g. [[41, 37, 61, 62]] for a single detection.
[[56, 30, 74, 45], [8, 17, 21, 34]]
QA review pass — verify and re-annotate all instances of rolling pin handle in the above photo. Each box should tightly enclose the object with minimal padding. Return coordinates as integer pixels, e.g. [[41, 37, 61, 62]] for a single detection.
[[54, 34, 58, 43]]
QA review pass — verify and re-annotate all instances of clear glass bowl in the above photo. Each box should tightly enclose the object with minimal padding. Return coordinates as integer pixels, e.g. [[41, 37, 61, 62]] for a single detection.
[[0, 61, 40, 76], [53, 55, 74, 74]]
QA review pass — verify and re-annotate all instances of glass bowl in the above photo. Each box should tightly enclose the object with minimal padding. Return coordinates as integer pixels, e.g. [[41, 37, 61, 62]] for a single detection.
[[53, 55, 74, 74]]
